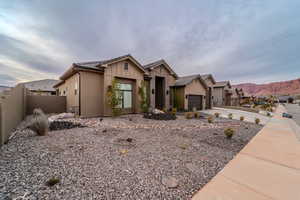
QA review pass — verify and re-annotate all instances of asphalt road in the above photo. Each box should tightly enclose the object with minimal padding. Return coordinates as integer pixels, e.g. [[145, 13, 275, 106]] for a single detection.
[[285, 103, 300, 126]]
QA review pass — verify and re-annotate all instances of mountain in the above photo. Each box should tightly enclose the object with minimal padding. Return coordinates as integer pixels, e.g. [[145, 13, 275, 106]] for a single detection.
[[234, 78, 300, 96]]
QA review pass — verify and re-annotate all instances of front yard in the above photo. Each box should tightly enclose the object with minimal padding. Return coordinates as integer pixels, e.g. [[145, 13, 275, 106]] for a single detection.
[[0, 114, 262, 200]]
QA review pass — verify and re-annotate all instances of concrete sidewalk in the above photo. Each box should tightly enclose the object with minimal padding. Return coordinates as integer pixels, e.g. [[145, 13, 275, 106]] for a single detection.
[[201, 107, 271, 125], [192, 105, 300, 200]]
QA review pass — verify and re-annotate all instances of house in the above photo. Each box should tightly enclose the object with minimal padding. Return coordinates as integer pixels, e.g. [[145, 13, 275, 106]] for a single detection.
[[213, 81, 232, 106], [22, 79, 59, 96], [201, 74, 216, 109], [278, 95, 294, 103], [231, 88, 242, 106], [143, 59, 178, 110], [172, 74, 208, 111], [54, 54, 146, 117]]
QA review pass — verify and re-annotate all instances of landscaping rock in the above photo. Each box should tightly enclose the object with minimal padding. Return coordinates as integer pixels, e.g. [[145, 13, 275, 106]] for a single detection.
[[162, 177, 179, 188]]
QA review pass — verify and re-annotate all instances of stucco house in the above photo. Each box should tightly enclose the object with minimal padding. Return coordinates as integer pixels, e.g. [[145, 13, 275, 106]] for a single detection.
[[231, 88, 243, 106], [213, 81, 232, 106], [54, 54, 146, 117], [201, 74, 216, 109], [143, 59, 178, 110], [172, 74, 208, 111]]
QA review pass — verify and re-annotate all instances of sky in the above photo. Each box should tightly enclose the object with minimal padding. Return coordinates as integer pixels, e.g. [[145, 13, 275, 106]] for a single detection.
[[0, 0, 300, 86]]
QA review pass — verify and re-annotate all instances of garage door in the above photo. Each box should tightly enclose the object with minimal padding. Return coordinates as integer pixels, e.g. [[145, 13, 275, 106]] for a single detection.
[[188, 95, 202, 111]]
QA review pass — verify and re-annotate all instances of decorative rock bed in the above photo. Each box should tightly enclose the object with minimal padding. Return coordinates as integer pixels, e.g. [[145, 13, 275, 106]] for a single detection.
[[49, 121, 86, 131], [143, 112, 176, 120]]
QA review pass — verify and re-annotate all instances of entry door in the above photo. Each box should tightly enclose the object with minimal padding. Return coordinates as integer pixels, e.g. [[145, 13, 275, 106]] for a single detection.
[[155, 76, 165, 109], [117, 83, 133, 113], [188, 95, 202, 111]]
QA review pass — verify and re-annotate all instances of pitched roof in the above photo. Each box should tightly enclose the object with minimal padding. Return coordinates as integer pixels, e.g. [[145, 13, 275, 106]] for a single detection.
[[59, 54, 145, 81], [74, 54, 145, 72], [23, 79, 59, 92], [214, 81, 231, 88], [201, 74, 216, 84], [174, 74, 208, 88], [143, 59, 178, 78]]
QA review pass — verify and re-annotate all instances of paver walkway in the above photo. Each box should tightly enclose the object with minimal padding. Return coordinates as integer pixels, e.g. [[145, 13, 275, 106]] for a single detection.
[[201, 107, 271, 125], [192, 105, 300, 200]]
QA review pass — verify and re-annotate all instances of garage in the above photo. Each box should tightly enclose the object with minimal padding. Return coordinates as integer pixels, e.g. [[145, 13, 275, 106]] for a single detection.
[[188, 95, 203, 111]]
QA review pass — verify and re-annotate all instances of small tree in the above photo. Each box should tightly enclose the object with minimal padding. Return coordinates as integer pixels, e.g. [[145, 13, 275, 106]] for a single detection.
[[138, 80, 149, 113], [107, 79, 122, 117]]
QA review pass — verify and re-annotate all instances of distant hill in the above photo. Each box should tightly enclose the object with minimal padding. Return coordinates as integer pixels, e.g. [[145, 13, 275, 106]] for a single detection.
[[0, 85, 11, 93], [234, 78, 300, 96]]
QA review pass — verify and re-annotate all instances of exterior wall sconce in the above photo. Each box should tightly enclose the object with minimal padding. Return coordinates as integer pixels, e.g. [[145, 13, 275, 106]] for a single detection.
[[185, 95, 188, 99], [166, 90, 169, 95], [152, 89, 155, 94]]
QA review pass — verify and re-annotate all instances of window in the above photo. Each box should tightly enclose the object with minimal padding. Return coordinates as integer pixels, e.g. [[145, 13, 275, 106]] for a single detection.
[[116, 83, 132, 109], [124, 63, 128, 70]]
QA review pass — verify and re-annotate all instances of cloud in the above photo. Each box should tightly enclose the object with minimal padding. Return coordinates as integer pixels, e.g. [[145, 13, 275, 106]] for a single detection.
[[0, 0, 300, 85]]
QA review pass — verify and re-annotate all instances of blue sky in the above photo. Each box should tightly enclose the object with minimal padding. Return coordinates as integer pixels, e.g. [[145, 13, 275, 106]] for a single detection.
[[0, 0, 300, 86]]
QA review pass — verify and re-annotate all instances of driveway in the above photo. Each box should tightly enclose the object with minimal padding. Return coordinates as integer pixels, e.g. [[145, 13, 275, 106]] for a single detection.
[[201, 107, 271, 125]]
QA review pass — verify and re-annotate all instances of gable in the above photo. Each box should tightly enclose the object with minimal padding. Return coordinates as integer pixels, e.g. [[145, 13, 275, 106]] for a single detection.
[[185, 79, 207, 95], [105, 59, 145, 79]]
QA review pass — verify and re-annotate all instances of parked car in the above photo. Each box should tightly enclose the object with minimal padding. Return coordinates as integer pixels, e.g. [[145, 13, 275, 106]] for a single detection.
[[282, 113, 293, 118]]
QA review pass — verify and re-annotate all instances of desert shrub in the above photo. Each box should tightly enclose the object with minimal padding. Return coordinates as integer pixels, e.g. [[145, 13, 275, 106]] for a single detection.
[[185, 112, 193, 119], [163, 107, 168, 113], [224, 128, 235, 139], [138, 80, 149, 113], [228, 113, 233, 119], [27, 108, 49, 136], [171, 108, 177, 115], [255, 118, 260, 124], [107, 78, 122, 117], [207, 116, 214, 123], [214, 112, 220, 118], [194, 112, 200, 118], [240, 116, 244, 121], [45, 178, 60, 187]]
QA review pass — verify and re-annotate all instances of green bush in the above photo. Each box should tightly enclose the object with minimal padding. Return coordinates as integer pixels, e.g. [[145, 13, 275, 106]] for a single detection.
[[224, 128, 235, 139], [45, 178, 60, 187], [207, 116, 214, 123], [240, 116, 244, 121], [228, 113, 233, 119], [27, 108, 49, 136], [138, 80, 149, 113], [171, 108, 177, 115], [214, 112, 220, 118], [107, 79, 122, 117], [255, 118, 260, 124]]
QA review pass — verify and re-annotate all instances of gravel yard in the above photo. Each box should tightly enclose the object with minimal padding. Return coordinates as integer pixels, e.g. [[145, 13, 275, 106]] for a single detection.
[[0, 114, 262, 200]]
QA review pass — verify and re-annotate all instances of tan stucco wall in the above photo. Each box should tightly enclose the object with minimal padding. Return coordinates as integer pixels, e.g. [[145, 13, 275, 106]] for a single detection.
[[148, 65, 176, 109], [26, 95, 66, 114], [103, 59, 144, 116], [0, 84, 26, 146], [57, 73, 79, 113], [184, 79, 206, 110], [80, 71, 104, 117]]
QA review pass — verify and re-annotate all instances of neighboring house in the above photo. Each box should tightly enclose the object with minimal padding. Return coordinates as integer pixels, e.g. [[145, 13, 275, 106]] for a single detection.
[[0, 85, 11, 93], [54, 54, 146, 117], [213, 81, 232, 106], [231, 88, 241, 106], [172, 74, 208, 111], [278, 95, 294, 103], [143, 59, 178, 110], [201, 74, 216, 109], [22, 79, 59, 96]]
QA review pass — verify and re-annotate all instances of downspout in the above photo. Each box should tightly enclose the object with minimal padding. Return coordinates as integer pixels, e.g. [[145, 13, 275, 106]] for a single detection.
[[78, 72, 81, 116]]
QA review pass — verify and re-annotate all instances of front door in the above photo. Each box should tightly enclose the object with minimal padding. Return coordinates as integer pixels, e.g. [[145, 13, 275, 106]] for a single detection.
[[117, 82, 133, 114], [155, 76, 165, 109]]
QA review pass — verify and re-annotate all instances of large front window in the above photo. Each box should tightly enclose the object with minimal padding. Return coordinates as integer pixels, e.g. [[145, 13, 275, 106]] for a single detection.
[[116, 83, 132, 109]]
